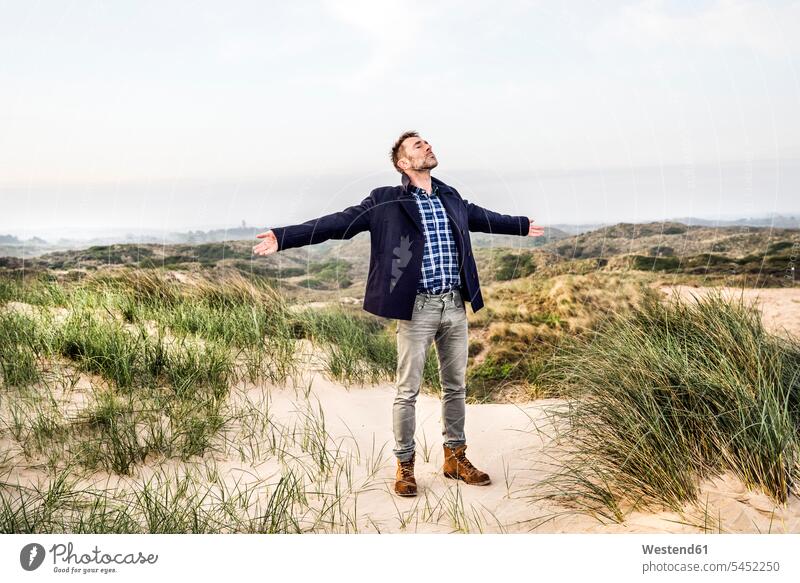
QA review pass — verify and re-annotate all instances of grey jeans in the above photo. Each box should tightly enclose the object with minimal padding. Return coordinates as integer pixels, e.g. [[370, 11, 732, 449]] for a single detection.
[[393, 288, 468, 462]]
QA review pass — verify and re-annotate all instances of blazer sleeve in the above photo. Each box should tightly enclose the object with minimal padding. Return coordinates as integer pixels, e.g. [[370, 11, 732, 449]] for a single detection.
[[268, 193, 376, 252], [465, 200, 530, 236]]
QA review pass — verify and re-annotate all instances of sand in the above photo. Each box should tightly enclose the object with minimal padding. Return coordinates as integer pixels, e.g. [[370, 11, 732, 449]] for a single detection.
[[3, 288, 800, 533], [234, 346, 800, 533]]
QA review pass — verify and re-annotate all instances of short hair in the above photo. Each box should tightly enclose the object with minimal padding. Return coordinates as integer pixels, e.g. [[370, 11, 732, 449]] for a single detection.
[[390, 130, 419, 174]]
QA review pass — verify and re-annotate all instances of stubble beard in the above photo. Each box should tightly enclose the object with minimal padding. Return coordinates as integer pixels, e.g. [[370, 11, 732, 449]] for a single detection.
[[413, 156, 438, 171]]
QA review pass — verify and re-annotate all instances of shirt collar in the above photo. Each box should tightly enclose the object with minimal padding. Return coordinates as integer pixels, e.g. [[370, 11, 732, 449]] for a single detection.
[[410, 183, 438, 198], [401, 173, 439, 197]]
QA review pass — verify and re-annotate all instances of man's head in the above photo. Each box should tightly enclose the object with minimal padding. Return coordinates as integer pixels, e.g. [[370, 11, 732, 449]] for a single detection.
[[390, 130, 438, 174]]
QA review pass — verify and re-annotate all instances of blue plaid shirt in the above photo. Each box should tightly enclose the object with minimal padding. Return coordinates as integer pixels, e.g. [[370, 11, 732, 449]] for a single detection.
[[408, 182, 463, 294]]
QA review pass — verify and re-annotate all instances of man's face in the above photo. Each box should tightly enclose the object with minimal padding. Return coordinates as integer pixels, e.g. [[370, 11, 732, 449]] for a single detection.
[[400, 136, 438, 172]]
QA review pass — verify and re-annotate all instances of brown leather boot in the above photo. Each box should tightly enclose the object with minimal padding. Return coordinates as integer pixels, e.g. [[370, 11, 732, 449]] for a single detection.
[[443, 444, 491, 485], [394, 454, 417, 496]]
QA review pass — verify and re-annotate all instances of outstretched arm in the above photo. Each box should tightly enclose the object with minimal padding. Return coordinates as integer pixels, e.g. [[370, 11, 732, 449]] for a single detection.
[[466, 200, 531, 235], [253, 194, 375, 256]]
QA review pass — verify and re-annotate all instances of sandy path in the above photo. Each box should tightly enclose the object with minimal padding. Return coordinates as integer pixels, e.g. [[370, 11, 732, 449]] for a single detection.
[[238, 342, 800, 533]]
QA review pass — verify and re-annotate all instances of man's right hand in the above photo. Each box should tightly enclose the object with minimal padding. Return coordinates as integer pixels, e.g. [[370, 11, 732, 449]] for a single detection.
[[253, 230, 278, 256]]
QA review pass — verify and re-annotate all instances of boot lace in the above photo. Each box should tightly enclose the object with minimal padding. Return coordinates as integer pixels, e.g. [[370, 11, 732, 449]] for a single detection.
[[399, 459, 415, 480], [454, 451, 477, 472]]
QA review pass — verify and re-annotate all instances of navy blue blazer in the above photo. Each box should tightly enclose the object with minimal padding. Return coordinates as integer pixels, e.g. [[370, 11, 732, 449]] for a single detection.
[[267, 174, 530, 321]]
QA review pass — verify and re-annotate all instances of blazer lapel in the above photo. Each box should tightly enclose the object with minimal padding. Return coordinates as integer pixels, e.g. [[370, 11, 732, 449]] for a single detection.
[[398, 174, 424, 235], [436, 188, 459, 230], [398, 174, 461, 237]]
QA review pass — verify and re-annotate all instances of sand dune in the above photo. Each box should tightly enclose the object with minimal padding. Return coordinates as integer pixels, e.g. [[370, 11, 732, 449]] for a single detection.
[[3, 288, 800, 533], [211, 338, 800, 533], [658, 285, 800, 340]]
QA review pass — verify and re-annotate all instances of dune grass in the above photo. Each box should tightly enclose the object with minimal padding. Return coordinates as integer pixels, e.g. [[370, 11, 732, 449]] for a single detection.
[[292, 306, 398, 386], [533, 288, 800, 521], [7, 267, 796, 531], [2, 268, 495, 533], [465, 272, 658, 401], [0, 370, 495, 533]]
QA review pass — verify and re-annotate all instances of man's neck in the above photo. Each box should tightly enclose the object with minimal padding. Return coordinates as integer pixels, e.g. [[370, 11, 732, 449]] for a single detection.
[[405, 170, 433, 194]]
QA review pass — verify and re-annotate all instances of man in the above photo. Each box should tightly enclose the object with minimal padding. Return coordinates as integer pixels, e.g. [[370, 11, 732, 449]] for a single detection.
[[253, 131, 545, 497]]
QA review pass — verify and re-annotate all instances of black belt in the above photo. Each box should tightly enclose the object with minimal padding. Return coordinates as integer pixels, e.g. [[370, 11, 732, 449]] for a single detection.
[[417, 286, 461, 298]]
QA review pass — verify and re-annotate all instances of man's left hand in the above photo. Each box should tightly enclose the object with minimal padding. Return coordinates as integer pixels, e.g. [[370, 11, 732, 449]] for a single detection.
[[527, 219, 545, 237]]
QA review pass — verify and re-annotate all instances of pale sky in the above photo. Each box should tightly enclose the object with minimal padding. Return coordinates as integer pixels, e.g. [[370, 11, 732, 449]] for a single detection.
[[1, 0, 799, 238]]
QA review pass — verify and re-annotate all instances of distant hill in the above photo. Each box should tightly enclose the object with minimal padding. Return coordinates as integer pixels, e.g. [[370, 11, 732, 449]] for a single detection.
[[4, 214, 798, 258], [541, 221, 799, 259], [0, 224, 571, 259], [3, 219, 797, 286], [549, 214, 800, 235], [670, 215, 800, 229], [0, 227, 262, 259], [534, 221, 799, 284]]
